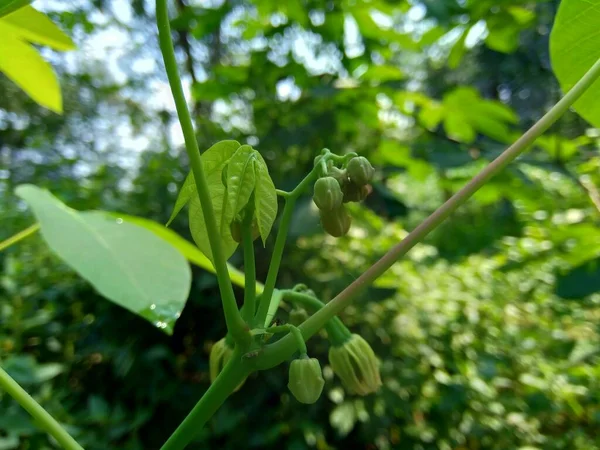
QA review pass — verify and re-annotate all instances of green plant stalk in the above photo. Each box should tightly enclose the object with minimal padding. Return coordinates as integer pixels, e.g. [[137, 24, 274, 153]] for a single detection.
[[265, 324, 307, 356], [156, 0, 248, 346], [160, 348, 251, 450], [0, 366, 84, 450], [254, 168, 320, 326], [0, 223, 40, 253], [282, 290, 351, 344], [241, 206, 256, 322], [254, 57, 600, 370]]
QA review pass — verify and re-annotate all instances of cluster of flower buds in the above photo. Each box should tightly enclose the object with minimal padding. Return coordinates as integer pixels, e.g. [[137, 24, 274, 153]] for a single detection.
[[313, 155, 375, 238]]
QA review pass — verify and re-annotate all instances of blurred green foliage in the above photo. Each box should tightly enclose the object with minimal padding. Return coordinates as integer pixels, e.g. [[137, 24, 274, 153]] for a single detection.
[[2, 0, 600, 449]]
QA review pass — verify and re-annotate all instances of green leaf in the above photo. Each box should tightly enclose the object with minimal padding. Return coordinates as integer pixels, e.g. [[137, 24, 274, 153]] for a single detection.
[[106, 212, 259, 292], [253, 153, 278, 245], [361, 65, 404, 83], [0, 0, 32, 18], [448, 25, 470, 69], [550, 0, 600, 127], [189, 182, 238, 263], [0, 26, 62, 113], [167, 140, 240, 226], [1, 6, 75, 50], [224, 145, 257, 228], [444, 114, 475, 143], [15, 184, 192, 334]]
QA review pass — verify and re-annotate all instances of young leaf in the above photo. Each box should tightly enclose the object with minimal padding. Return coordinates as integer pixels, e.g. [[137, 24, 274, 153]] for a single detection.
[[1, 6, 75, 50], [0, 0, 33, 18], [253, 153, 278, 244], [167, 140, 240, 226], [550, 0, 600, 127], [15, 185, 192, 335], [224, 145, 257, 228], [0, 27, 62, 113], [188, 180, 238, 263]]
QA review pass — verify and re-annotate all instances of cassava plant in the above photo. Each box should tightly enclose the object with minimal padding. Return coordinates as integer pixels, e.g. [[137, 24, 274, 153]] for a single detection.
[[1, 0, 600, 449]]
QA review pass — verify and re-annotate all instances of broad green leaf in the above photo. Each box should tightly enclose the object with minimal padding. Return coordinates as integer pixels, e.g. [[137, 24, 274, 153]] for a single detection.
[[253, 153, 278, 244], [224, 145, 257, 228], [0, 26, 62, 113], [0, 0, 32, 18], [105, 212, 259, 292], [550, 0, 600, 127], [444, 114, 475, 143], [361, 65, 404, 83], [167, 140, 240, 226], [448, 26, 470, 69], [1, 6, 75, 50], [189, 183, 238, 263], [485, 24, 519, 54], [15, 184, 192, 335]]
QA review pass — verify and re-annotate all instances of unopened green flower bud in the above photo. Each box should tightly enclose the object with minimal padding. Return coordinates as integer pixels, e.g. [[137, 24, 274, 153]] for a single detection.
[[328, 334, 381, 396], [319, 205, 352, 237], [342, 181, 369, 203], [347, 156, 374, 186], [313, 176, 344, 211], [209, 338, 246, 392], [288, 357, 325, 404]]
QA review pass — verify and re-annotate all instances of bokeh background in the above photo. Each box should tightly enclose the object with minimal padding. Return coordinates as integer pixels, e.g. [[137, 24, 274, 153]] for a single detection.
[[2, 0, 600, 449]]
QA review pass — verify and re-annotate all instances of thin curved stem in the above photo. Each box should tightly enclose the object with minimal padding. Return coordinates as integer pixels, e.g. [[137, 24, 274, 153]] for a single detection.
[[282, 290, 351, 344], [160, 348, 250, 450], [0, 223, 40, 253], [254, 57, 600, 370], [156, 0, 248, 346], [0, 367, 84, 450]]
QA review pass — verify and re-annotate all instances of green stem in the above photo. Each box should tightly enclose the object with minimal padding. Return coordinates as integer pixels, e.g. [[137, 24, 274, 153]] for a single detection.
[[0, 223, 40, 253], [282, 291, 351, 345], [254, 56, 600, 370], [241, 207, 256, 322], [0, 367, 84, 450], [156, 0, 248, 346], [160, 348, 250, 450], [265, 324, 307, 356], [254, 169, 319, 326]]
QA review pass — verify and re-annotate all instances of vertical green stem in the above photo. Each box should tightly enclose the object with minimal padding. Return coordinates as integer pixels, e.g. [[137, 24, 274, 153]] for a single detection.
[[241, 207, 256, 322], [156, 0, 248, 346], [160, 349, 250, 450], [0, 223, 40, 253], [0, 367, 84, 450], [254, 169, 319, 326], [254, 57, 600, 370]]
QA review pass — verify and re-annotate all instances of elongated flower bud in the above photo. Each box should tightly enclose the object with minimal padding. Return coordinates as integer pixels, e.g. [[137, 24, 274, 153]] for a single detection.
[[209, 338, 246, 392], [288, 357, 325, 404], [328, 334, 381, 396]]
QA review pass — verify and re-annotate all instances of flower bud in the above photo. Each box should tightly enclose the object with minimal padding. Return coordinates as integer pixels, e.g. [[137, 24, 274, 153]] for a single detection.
[[328, 334, 381, 396], [209, 338, 246, 391], [342, 181, 369, 203], [230, 219, 260, 243], [288, 357, 325, 404], [313, 176, 344, 211], [347, 156, 374, 186], [319, 206, 351, 237]]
